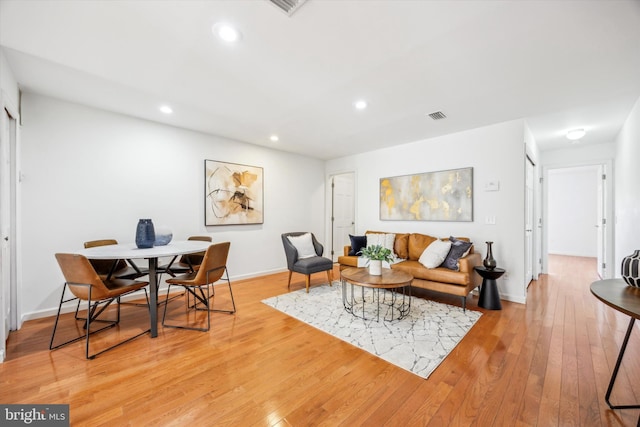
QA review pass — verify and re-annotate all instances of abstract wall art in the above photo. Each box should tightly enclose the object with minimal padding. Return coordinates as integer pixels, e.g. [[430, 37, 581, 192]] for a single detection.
[[380, 167, 473, 222], [205, 160, 264, 225]]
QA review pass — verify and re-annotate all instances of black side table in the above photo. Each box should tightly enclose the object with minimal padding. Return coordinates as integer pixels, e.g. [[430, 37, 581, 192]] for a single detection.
[[474, 267, 505, 310]]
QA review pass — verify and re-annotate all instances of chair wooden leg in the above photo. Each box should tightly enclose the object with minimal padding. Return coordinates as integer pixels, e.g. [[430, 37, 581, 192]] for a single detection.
[[305, 275, 311, 293], [287, 271, 293, 290], [326, 270, 333, 286]]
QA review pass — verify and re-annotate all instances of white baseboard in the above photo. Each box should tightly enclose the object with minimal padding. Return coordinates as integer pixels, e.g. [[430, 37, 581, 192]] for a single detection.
[[19, 267, 291, 324], [21, 285, 183, 322], [499, 292, 526, 305]]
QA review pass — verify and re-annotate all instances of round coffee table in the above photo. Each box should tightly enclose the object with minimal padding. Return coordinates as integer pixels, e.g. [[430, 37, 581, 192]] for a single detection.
[[340, 267, 413, 321]]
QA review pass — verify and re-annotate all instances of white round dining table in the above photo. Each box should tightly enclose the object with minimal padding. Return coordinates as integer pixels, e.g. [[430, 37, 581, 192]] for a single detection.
[[76, 240, 212, 337]]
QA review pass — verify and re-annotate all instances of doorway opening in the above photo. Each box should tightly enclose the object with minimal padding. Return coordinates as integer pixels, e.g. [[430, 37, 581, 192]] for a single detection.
[[329, 173, 355, 262], [544, 163, 610, 278]]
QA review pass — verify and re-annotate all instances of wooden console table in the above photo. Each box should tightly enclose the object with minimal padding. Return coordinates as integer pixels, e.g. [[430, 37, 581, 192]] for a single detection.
[[590, 279, 640, 411]]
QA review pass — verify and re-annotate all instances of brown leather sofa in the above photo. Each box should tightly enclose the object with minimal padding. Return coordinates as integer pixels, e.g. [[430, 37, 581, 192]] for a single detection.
[[338, 231, 482, 310]]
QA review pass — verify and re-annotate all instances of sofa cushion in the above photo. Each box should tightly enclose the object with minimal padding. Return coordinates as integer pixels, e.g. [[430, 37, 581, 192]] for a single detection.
[[394, 233, 410, 259], [392, 260, 472, 286], [366, 233, 395, 253], [337, 255, 359, 268], [408, 233, 437, 260], [348, 235, 367, 256], [441, 236, 473, 271], [419, 239, 452, 268]]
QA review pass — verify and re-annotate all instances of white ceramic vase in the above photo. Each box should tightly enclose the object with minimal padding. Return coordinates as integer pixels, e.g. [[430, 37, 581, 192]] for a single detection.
[[154, 225, 173, 246], [369, 260, 382, 276]]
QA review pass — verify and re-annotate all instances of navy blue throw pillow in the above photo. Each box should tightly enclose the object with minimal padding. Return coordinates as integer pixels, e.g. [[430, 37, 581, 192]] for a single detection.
[[348, 235, 368, 256], [441, 236, 473, 271]]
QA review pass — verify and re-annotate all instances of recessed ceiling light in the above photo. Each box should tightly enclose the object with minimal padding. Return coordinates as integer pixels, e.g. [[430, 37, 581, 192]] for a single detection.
[[159, 105, 173, 114], [566, 128, 586, 141], [354, 100, 367, 110], [212, 23, 241, 43], [270, 135, 279, 142]]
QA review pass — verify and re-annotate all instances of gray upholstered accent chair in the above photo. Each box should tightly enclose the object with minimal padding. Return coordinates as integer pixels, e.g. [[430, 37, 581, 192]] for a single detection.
[[281, 232, 334, 293]]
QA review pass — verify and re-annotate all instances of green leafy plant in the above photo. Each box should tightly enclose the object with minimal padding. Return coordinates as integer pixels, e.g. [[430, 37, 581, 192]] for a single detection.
[[358, 244, 394, 264]]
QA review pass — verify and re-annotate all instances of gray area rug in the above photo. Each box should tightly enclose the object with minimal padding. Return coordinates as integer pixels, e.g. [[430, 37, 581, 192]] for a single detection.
[[262, 282, 482, 379]]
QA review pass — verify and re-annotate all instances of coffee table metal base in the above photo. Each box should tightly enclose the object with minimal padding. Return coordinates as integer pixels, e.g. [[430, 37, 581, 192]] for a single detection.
[[342, 281, 411, 322]]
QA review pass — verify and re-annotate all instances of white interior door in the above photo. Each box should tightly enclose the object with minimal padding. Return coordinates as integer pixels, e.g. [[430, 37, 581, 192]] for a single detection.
[[0, 108, 14, 361], [331, 173, 355, 262], [525, 157, 534, 286]]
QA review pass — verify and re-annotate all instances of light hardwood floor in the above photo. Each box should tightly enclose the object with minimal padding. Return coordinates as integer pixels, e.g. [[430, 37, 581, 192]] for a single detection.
[[1, 255, 639, 426]]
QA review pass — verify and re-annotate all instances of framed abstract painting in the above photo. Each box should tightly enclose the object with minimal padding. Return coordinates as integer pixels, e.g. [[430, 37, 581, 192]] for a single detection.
[[380, 167, 473, 222], [205, 160, 264, 225]]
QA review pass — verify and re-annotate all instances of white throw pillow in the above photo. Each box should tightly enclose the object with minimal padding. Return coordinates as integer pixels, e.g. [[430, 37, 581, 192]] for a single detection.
[[419, 239, 452, 268], [365, 233, 396, 253], [287, 233, 317, 259]]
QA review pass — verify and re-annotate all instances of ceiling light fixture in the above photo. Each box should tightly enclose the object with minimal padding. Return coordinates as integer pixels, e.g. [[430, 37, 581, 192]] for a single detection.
[[159, 105, 173, 114], [212, 23, 241, 43], [270, 135, 279, 142], [354, 100, 367, 110], [566, 128, 586, 141]]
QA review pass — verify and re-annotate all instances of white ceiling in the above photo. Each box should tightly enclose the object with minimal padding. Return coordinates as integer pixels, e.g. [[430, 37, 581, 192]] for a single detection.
[[1, 0, 639, 160]]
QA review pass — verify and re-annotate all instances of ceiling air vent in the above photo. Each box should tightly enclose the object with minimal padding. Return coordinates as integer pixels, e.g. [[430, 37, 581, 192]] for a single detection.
[[268, 0, 308, 16], [427, 111, 447, 120]]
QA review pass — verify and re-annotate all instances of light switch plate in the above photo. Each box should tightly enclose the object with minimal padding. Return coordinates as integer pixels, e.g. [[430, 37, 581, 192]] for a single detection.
[[485, 181, 500, 191]]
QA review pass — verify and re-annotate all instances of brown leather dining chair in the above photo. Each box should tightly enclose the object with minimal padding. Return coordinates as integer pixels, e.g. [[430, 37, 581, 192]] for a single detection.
[[84, 239, 148, 280], [162, 242, 235, 332], [157, 235, 212, 277], [156, 235, 213, 306], [50, 253, 151, 359]]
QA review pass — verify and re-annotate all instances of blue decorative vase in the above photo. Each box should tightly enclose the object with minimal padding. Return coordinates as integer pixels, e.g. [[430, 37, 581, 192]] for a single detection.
[[622, 250, 640, 287], [135, 219, 155, 249]]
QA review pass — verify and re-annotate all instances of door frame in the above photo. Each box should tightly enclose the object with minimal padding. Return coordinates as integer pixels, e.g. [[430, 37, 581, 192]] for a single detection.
[[326, 171, 356, 263], [541, 159, 613, 277], [525, 155, 535, 286], [0, 91, 20, 363]]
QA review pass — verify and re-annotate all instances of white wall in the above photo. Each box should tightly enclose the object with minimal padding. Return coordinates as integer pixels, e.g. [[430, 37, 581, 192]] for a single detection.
[[547, 166, 598, 257], [615, 95, 640, 272], [1, 51, 19, 110], [19, 93, 326, 320], [542, 143, 616, 165], [326, 119, 528, 304]]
